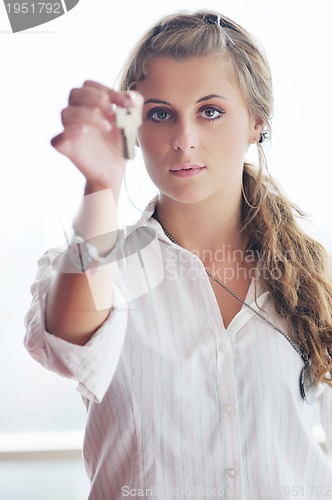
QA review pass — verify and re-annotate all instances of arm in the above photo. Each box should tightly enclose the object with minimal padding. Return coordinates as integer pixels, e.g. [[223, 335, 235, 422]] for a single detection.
[[44, 81, 142, 346]]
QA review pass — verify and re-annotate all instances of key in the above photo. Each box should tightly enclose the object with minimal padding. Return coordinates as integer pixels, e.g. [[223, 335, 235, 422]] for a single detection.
[[115, 107, 142, 159]]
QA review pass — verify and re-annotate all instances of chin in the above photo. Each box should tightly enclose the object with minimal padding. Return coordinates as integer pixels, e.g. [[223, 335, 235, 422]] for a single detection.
[[161, 186, 211, 206]]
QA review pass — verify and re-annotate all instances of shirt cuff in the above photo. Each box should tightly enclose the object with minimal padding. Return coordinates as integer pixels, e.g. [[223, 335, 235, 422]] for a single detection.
[[45, 286, 128, 403]]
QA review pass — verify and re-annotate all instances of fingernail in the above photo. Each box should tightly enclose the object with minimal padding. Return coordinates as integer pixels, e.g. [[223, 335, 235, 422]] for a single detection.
[[103, 120, 112, 131], [123, 93, 132, 108]]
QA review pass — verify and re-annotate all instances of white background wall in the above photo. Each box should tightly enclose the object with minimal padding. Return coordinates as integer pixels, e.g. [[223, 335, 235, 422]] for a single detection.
[[0, 0, 331, 498]]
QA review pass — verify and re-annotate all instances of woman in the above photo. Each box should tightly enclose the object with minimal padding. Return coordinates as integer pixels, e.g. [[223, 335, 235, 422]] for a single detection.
[[25, 10, 332, 499]]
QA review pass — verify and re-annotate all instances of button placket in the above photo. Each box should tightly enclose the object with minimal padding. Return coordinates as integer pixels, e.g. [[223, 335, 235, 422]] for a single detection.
[[226, 467, 237, 478], [223, 403, 234, 415], [215, 335, 244, 497], [218, 341, 229, 354]]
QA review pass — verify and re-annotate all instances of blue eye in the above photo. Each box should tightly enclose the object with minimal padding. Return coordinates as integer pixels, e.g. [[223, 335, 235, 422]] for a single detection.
[[199, 106, 224, 121], [147, 108, 172, 122]]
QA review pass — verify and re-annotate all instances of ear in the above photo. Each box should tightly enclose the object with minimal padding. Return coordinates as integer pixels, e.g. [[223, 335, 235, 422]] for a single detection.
[[249, 116, 264, 144]]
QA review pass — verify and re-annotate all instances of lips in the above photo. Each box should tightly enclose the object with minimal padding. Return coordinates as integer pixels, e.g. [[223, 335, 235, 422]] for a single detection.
[[170, 163, 204, 171], [169, 163, 206, 178]]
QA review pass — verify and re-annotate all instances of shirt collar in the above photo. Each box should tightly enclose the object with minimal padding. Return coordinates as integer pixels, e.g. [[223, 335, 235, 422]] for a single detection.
[[121, 196, 269, 300], [121, 196, 173, 245]]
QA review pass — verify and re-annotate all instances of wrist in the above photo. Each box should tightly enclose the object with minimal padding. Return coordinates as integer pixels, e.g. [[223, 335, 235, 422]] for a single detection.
[[84, 180, 121, 202], [65, 234, 119, 274], [74, 188, 119, 242]]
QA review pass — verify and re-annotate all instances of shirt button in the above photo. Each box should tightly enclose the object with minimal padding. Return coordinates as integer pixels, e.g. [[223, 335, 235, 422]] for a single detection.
[[226, 468, 237, 478], [218, 342, 228, 353], [223, 404, 234, 415]]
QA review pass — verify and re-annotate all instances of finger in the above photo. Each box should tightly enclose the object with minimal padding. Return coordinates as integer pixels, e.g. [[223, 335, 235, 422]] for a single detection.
[[105, 89, 144, 110], [51, 131, 65, 149], [50, 130, 74, 155], [83, 81, 128, 108], [51, 125, 85, 148], [69, 87, 111, 110], [50, 124, 101, 157], [83, 81, 143, 110], [83, 80, 112, 92], [61, 106, 112, 132]]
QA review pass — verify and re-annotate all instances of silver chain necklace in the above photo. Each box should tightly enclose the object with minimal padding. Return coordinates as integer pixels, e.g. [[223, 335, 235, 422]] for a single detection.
[[156, 216, 318, 405]]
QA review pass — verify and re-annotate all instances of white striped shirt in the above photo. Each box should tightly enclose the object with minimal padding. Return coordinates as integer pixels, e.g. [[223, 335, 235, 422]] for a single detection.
[[25, 197, 332, 499]]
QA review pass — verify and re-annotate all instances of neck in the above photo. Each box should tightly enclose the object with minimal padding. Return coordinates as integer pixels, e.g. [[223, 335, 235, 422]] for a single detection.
[[154, 191, 247, 259]]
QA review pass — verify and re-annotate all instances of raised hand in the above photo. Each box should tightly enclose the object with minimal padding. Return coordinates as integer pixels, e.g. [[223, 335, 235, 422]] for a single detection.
[[51, 80, 143, 197]]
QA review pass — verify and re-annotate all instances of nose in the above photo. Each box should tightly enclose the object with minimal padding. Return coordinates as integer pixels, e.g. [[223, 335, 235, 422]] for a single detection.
[[172, 120, 198, 152]]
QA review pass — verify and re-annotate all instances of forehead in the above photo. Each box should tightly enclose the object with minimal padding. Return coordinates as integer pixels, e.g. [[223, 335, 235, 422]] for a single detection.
[[136, 55, 241, 100]]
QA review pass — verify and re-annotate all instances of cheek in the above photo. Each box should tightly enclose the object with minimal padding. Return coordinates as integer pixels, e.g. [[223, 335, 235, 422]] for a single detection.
[[138, 128, 166, 160], [137, 131, 159, 170], [217, 119, 251, 154], [138, 127, 152, 148], [205, 128, 241, 157]]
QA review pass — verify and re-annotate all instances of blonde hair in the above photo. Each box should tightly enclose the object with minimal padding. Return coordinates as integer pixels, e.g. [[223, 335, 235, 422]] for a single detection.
[[119, 10, 332, 386]]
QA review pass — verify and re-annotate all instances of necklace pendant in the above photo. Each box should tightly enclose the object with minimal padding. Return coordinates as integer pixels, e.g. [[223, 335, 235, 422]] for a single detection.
[[300, 364, 318, 405]]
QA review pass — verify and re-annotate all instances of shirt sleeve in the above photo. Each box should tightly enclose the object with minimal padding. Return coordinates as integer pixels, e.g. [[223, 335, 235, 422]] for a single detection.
[[319, 385, 332, 456], [24, 247, 128, 403]]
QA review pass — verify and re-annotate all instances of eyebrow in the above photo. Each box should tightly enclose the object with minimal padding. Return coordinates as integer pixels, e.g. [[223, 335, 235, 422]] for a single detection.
[[196, 94, 228, 103], [144, 94, 228, 105]]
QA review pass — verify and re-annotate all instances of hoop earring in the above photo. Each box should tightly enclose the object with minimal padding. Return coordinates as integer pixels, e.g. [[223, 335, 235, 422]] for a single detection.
[[124, 166, 145, 213], [241, 161, 267, 211], [241, 179, 262, 210]]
